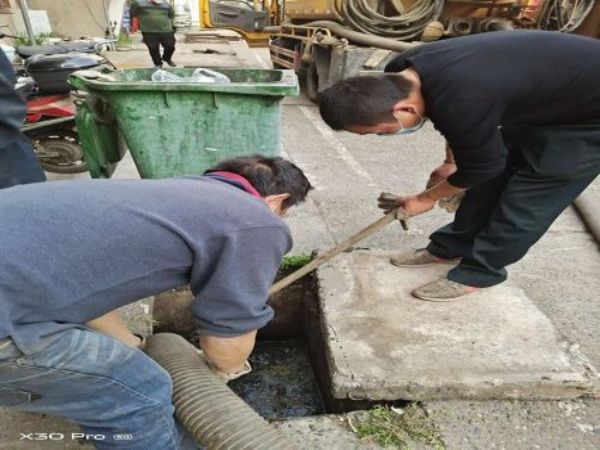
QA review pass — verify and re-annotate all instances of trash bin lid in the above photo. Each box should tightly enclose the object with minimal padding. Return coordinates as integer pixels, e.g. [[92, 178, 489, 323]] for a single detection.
[[26, 53, 105, 72], [69, 68, 300, 97]]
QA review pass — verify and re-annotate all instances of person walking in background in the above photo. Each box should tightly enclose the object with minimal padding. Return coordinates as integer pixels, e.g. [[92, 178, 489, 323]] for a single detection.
[[130, 0, 177, 68]]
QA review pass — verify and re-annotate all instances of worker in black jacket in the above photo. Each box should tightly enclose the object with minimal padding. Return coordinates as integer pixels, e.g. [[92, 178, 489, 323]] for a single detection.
[[0, 50, 45, 188], [318, 31, 600, 301]]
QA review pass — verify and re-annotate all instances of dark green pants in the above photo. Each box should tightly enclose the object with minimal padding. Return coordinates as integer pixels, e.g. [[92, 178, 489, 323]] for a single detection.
[[427, 124, 600, 287]]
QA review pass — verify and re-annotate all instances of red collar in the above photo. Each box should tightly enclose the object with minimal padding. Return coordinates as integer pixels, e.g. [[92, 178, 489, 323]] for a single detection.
[[206, 171, 262, 199]]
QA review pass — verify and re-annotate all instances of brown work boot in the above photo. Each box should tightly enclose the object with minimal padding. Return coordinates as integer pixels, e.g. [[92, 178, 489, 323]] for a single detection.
[[411, 277, 479, 302], [390, 249, 460, 267]]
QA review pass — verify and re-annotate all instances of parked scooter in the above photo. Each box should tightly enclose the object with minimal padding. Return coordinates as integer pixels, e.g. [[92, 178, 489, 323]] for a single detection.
[[2, 34, 115, 173], [18, 76, 85, 173]]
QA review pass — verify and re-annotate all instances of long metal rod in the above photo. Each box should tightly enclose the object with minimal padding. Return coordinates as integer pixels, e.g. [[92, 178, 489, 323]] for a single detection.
[[269, 208, 405, 295], [16, 0, 36, 45]]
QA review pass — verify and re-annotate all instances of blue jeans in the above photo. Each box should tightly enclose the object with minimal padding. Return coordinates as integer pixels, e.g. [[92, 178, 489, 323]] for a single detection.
[[0, 329, 196, 449]]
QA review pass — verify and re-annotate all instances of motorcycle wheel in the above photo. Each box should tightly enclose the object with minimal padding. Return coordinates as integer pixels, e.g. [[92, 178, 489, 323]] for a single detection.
[[31, 130, 89, 174]]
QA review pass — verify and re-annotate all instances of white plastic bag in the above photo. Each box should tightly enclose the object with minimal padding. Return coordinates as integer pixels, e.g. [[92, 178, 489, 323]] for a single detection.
[[150, 68, 231, 84], [191, 68, 231, 84], [151, 69, 184, 82]]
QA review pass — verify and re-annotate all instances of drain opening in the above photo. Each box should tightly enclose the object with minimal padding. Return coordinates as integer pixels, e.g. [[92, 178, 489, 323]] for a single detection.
[[152, 269, 407, 419]]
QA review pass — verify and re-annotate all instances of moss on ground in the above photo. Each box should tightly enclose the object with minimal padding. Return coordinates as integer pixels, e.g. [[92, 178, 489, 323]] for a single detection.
[[281, 254, 312, 271], [348, 404, 445, 449]]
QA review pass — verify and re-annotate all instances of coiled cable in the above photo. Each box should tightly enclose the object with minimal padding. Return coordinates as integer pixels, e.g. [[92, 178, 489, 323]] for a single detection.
[[329, 0, 445, 41], [537, 0, 596, 32]]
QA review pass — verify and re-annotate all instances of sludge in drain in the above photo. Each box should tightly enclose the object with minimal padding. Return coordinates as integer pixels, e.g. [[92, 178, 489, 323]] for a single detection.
[[228, 339, 325, 419]]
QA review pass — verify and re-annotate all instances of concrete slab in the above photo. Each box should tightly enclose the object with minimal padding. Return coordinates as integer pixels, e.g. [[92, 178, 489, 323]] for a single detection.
[[318, 251, 599, 401]]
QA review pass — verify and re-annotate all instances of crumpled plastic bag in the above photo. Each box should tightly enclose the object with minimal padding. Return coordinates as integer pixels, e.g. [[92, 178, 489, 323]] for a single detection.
[[150, 68, 231, 83]]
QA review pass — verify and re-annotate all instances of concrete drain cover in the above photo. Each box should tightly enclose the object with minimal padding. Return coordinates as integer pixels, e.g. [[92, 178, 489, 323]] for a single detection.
[[317, 251, 598, 401]]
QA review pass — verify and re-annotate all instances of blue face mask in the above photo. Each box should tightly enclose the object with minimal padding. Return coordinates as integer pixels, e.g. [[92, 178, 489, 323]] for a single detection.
[[380, 112, 427, 136]]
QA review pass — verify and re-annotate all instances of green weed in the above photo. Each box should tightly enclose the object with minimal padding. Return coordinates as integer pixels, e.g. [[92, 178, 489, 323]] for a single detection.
[[281, 254, 312, 271], [351, 404, 445, 449]]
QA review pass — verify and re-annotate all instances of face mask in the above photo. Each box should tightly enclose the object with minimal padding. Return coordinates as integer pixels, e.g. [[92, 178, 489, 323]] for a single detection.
[[380, 112, 427, 136]]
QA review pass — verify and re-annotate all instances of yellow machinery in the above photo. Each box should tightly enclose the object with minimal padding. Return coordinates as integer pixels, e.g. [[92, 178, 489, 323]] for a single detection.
[[198, 0, 599, 100], [199, 0, 599, 41], [198, 0, 283, 44]]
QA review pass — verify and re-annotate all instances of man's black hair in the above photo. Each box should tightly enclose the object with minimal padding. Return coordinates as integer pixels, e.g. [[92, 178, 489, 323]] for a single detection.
[[318, 74, 413, 130], [205, 154, 313, 209]]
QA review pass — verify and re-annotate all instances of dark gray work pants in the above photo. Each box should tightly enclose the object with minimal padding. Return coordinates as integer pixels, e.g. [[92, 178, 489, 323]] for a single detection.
[[142, 31, 176, 66], [427, 124, 600, 287], [0, 136, 46, 189], [0, 49, 46, 189]]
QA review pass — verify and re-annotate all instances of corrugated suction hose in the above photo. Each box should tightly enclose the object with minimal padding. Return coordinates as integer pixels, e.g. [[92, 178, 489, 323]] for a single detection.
[[144, 333, 298, 450]]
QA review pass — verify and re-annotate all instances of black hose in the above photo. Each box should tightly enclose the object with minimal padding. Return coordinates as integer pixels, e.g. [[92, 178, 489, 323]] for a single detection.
[[480, 18, 515, 32], [144, 333, 298, 450], [305, 20, 421, 52], [329, 0, 444, 41]]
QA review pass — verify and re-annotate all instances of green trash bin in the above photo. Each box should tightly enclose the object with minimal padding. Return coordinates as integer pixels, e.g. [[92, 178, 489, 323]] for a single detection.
[[69, 68, 299, 179]]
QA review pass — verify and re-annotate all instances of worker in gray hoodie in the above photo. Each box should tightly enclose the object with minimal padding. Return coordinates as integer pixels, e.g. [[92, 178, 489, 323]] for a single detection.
[[0, 154, 312, 449]]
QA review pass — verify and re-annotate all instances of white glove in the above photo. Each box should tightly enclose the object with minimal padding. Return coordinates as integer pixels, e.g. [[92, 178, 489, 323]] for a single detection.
[[206, 359, 252, 382], [134, 333, 146, 349], [195, 349, 252, 382]]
